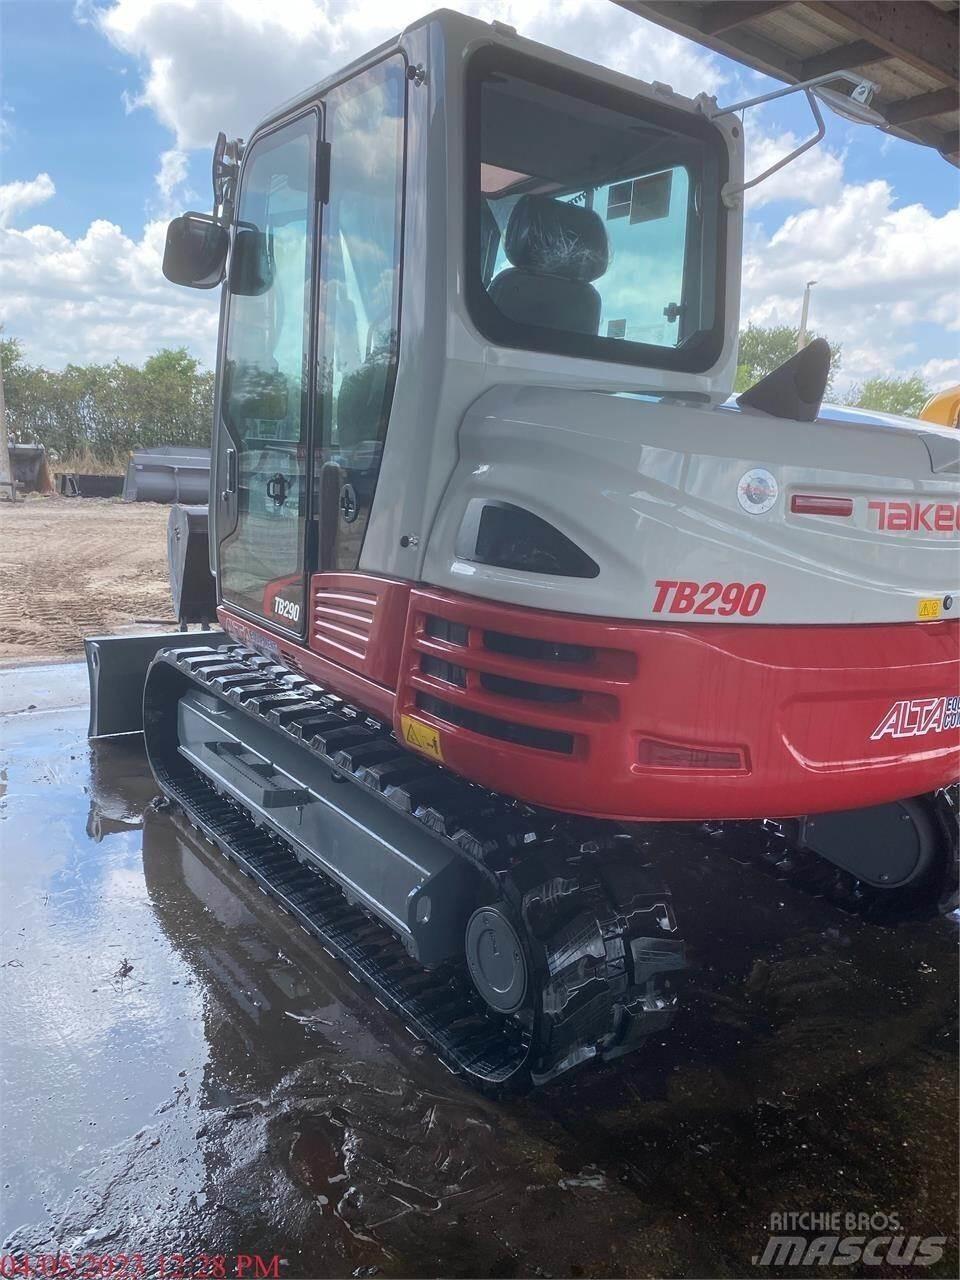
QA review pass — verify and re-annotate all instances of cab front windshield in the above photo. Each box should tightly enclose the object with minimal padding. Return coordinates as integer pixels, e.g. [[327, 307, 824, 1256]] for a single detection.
[[471, 52, 725, 371]]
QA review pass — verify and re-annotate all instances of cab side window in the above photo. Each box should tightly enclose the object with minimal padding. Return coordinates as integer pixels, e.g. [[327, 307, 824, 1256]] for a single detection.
[[316, 57, 406, 571]]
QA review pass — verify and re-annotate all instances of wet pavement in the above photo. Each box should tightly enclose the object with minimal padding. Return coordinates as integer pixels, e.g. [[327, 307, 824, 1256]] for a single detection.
[[0, 662, 957, 1279]]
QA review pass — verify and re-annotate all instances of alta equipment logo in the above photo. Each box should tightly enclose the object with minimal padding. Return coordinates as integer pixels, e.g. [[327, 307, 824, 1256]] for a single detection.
[[871, 695, 960, 740]]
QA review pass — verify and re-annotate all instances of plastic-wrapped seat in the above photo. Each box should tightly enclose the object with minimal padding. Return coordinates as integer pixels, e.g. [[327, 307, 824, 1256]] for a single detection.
[[487, 194, 608, 336]]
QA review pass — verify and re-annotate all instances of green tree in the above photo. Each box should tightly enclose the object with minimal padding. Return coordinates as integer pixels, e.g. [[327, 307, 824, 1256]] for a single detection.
[[0, 335, 25, 379], [734, 323, 842, 394], [0, 336, 55, 448], [843, 374, 931, 418], [1, 335, 33, 429], [0, 338, 215, 464]]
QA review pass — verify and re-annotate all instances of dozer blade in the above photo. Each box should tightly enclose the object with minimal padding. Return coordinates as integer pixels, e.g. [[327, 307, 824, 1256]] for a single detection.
[[85, 630, 225, 738]]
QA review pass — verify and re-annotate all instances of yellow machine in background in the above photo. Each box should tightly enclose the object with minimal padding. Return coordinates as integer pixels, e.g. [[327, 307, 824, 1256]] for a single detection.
[[920, 386, 960, 428]]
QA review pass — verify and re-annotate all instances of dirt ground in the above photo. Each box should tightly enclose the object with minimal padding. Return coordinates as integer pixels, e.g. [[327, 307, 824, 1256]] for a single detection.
[[0, 495, 174, 665]]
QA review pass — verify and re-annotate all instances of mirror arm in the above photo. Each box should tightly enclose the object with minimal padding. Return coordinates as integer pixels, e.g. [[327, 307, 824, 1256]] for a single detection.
[[709, 70, 876, 120], [213, 135, 245, 225], [720, 90, 825, 208]]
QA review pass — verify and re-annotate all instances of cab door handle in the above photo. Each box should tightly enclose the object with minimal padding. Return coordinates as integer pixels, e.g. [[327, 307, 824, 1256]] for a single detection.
[[221, 447, 237, 501]]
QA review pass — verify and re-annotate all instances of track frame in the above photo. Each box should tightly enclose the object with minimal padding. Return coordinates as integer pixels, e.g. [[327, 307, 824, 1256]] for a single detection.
[[143, 643, 686, 1091]]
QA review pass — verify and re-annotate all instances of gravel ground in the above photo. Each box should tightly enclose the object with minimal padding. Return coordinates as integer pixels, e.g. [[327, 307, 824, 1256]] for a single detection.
[[0, 495, 175, 665]]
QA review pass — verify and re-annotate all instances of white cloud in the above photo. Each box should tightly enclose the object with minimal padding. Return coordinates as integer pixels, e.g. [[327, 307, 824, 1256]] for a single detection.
[[3, 0, 727, 368], [0, 218, 219, 366], [151, 147, 197, 220], [741, 180, 960, 391], [156, 148, 188, 199], [95, 0, 727, 149], [920, 357, 960, 391], [0, 172, 55, 228], [5, 0, 955, 399], [743, 129, 844, 210], [0, 102, 15, 150]]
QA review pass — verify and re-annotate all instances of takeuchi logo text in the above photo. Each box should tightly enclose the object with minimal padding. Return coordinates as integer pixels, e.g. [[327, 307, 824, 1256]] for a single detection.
[[868, 500, 960, 532], [871, 695, 960, 740]]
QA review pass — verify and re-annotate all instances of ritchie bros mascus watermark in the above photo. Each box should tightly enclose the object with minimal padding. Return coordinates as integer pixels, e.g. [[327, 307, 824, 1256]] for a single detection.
[[753, 1212, 946, 1268]]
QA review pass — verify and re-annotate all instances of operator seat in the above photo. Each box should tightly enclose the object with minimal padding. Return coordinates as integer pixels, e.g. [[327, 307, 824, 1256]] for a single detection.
[[488, 194, 609, 336]]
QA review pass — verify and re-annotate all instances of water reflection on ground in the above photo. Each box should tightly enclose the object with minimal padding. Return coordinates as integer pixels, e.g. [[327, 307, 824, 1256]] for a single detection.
[[1, 665, 956, 1278]]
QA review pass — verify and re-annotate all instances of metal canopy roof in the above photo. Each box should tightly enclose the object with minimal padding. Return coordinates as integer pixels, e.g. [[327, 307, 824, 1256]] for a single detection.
[[616, 1, 959, 164]]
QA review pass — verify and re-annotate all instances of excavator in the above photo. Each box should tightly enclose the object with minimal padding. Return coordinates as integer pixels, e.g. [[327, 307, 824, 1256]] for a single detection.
[[85, 9, 959, 1090], [921, 386, 960, 429]]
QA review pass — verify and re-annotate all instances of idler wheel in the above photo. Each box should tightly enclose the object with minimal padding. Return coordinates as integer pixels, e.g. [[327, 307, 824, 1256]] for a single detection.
[[465, 905, 528, 1013]]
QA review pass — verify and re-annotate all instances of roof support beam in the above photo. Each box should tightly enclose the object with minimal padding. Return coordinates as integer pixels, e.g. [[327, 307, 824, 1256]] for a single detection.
[[809, 2, 959, 87], [698, 1, 785, 35], [616, 1, 806, 78], [799, 39, 889, 79], [617, 0, 958, 163], [884, 87, 959, 126]]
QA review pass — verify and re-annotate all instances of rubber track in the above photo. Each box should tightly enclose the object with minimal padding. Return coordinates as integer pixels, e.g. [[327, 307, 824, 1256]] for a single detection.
[[143, 644, 685, 1090]]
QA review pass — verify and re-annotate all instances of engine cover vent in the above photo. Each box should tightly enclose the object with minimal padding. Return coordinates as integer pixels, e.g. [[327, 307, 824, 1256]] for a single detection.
[[457, 500, 599, 578]]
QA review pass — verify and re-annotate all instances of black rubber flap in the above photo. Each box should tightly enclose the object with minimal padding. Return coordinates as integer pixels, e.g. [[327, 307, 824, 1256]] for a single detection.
[[736, 338, 831, 423]]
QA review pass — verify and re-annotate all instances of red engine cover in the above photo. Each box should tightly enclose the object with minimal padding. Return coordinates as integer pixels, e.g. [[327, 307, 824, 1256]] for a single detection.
[[220, 579, 959, 822], [394, 588, 960, 821]]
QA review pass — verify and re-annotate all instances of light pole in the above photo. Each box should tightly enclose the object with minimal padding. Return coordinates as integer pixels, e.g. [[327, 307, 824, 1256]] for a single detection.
[[0, 345, 16, 502], [797, 279, 817, 352]]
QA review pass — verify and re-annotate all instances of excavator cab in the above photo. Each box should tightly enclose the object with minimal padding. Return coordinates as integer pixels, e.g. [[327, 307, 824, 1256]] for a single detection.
[[159, 11, 740, 651]]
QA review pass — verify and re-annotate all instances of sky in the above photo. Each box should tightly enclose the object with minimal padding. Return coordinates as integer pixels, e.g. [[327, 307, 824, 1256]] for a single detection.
[[0, 0, 958, 396]]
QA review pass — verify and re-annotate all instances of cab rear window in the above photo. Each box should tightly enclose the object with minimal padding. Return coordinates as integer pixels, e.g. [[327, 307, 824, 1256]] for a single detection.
[[467, 47, 727, 373]]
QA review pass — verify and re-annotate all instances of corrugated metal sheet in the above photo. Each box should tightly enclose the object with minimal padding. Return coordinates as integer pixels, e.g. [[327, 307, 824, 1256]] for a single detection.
[[618, 1, 959, 163]]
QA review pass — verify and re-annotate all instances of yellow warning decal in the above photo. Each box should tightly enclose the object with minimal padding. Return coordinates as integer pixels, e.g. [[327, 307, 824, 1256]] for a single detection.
[[917, 597, 942, 620], [401, 713, 444, 762]]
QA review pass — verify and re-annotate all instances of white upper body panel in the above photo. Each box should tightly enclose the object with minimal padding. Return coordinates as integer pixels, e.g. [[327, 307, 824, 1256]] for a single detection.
[[421, 384, 960, 625]]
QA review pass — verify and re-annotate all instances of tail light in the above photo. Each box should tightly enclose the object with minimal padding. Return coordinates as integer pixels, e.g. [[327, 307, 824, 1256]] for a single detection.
[[637, 737, 747, 771], [791, 494, 854, 517]]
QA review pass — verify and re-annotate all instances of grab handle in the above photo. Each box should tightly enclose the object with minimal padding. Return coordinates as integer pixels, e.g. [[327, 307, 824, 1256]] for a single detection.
[[221, 447, 237, 501]]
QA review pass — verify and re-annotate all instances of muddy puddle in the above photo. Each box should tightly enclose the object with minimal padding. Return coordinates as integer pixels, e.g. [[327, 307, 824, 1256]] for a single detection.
[[1, 665, 956, 1278]]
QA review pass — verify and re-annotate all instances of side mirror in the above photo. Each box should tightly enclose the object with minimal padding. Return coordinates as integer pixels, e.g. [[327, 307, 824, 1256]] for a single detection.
[[229, 225, 273, 296], [162, 212, 229, 289]]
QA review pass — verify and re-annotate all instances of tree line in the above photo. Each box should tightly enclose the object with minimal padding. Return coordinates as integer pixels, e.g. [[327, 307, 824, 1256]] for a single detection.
[[1, 337, 215, 468], [0, 326, 939, 469]]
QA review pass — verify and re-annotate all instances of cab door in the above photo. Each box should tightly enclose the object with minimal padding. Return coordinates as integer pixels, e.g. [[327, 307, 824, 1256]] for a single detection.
[[313, 55, 406, 574], [216, 110, 321, 634]]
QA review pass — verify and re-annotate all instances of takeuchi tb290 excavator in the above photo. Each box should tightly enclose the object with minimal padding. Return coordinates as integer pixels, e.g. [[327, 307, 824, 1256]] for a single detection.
[[86, 8, 959, 1090]]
